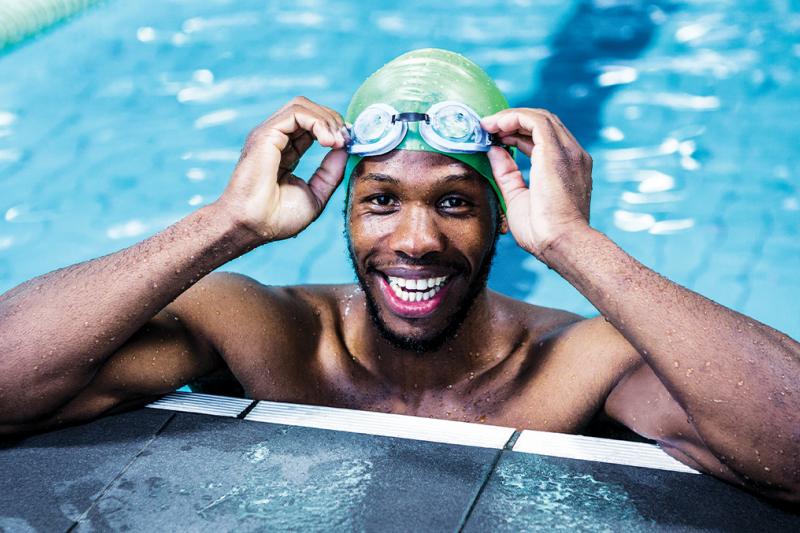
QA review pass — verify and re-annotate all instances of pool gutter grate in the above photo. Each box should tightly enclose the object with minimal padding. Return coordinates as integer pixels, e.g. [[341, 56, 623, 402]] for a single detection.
[[146, 391, 253, 418], [512, 429, 700, 474]]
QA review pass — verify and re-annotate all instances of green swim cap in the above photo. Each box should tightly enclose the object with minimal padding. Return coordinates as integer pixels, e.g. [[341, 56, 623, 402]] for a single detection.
[[344, 48, 509, 212]]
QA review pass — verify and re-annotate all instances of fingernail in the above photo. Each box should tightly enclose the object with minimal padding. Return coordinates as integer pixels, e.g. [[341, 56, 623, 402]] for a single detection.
[[339, 125, 351, 143]]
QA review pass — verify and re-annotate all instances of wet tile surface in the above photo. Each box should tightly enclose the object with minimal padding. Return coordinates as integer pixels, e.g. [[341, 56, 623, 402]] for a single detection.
[[75, 412, 498, 532], [3, 409, 799, 532], [0, 409, 175, 532], [463, 451, 800, 532]]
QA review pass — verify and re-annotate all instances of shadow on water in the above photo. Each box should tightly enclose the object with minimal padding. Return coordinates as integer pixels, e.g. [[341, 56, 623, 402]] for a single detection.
[[489, 0, 675, 301]]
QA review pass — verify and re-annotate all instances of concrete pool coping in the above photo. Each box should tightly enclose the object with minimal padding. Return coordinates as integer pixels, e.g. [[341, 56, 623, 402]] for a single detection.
[[149, 391, 697, 473], [3, 393, 798, 531]]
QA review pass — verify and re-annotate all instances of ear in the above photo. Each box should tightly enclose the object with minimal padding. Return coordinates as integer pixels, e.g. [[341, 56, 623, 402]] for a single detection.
[[498, 213, 509, 234]]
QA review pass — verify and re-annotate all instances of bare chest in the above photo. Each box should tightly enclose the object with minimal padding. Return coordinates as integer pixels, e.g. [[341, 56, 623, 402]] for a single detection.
[[242, 353, 608, 434]]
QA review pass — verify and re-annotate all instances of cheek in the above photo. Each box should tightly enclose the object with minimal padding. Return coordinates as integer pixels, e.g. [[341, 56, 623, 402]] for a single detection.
[[348, 216, 392, 259]]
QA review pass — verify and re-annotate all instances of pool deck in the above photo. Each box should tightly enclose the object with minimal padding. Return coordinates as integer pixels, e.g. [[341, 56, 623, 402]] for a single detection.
[[1, 392, 798, 532]]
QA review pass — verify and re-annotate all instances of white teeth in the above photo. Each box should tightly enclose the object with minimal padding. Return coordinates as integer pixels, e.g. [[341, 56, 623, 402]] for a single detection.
[[387, 275, 448, 291], [388, 277, 446, 303]]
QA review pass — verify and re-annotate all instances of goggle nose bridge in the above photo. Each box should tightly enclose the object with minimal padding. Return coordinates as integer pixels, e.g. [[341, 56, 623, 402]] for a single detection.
[[391, 112, 430, 125]]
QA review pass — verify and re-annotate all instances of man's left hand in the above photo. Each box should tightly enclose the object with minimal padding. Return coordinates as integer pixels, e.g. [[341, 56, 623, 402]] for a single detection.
[[481, 108, 593, 261]]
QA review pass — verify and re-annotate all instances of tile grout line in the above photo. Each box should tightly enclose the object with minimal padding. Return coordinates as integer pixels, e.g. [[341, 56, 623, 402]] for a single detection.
[[456, 430, 521, 532], [64, 412, 177, 533], [236, 399, 259, 419]]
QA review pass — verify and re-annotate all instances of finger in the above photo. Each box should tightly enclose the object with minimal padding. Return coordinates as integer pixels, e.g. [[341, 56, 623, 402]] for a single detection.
[[267, 108, 339, 148], [291, 97, 347, 147], [277, 131, 314, 177], [306, 149, 348, 211], [484, 110, 563, 154], [499, 134, 535, 157], [486, 146, 529, 208], [548, 114, 579, 146], [481, 108, 523, 133], [526, 110, 581, 153]]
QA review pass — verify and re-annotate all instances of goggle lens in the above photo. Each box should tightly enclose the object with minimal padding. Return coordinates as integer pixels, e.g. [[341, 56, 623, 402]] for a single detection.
[[431, 105, 474, 142], [353, 108, 392, 144]]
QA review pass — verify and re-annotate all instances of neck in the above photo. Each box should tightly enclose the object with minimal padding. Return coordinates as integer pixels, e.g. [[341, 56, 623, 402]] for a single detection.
[[345, 287, 506, 393]]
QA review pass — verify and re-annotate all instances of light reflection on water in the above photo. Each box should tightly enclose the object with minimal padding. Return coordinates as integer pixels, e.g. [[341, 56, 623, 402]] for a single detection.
[[0, 0, 797, 337]]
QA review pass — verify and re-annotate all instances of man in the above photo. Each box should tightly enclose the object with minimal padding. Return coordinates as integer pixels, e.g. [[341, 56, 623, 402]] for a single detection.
[[0, 49, 797, 503]]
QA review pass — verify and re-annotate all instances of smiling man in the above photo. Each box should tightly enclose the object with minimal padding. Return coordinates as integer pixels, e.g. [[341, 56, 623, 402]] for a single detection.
[[0, 49, 798, 503]]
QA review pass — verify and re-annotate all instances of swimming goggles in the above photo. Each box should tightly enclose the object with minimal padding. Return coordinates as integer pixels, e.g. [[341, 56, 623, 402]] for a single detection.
[[346, 101, 502, 156]]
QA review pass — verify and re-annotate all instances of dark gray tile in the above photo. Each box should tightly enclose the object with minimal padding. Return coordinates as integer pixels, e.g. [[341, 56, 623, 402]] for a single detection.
[[463, 451, 800, 532], [0, 409, 175, 532], [76, 412, 498, 532]]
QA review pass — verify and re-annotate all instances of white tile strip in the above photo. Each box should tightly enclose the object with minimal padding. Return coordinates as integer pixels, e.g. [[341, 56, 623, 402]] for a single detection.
[[513, 430, 699, 474], [245, 400, 516, 450], [146, 391, 253, 418]]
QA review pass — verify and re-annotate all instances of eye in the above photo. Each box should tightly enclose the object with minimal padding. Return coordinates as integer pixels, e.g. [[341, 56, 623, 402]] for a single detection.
[[371, 194, 394, 206], [438, 196, 472, 210]]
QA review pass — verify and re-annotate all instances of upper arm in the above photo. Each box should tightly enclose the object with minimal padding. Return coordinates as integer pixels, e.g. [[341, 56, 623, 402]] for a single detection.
[[0, 272, 253, 435], [605, 360, 742, 482]]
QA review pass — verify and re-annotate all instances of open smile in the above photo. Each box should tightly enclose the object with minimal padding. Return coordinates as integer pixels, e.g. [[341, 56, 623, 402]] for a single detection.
[[374, 271, 454, 318]]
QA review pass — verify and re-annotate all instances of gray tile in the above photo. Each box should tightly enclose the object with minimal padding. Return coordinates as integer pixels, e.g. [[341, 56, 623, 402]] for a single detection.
[[463, 451, 800, 532], [0, 409, 175, 532], [76, 412, 499, 532]]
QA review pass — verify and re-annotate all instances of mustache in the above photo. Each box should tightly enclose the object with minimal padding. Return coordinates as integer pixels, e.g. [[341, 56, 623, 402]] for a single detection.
[[366, 254, 467, 273]]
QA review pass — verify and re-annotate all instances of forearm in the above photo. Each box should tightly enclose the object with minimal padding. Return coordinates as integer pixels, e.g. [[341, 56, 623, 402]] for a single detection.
[[0, 201, 261, 417], [544, 225, 800, 487]]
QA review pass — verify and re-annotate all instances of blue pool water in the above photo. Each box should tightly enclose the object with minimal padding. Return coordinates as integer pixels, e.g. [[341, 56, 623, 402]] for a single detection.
[[0, 0, 798, 338]]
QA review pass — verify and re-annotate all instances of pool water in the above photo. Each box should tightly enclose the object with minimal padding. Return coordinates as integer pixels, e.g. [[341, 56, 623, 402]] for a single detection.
[[0, 0, 798, 339]]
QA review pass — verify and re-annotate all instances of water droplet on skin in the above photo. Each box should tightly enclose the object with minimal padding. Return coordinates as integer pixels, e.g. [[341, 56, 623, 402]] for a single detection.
[[447, 384, 453, 389], [673, 361, 680, 368], [737, 380, 744, 387]]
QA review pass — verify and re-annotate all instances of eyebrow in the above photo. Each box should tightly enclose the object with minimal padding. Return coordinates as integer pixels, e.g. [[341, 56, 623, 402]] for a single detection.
[[359, 173, 400, 185], [441, 173, 479, 184], [357, 172, 478, 185]]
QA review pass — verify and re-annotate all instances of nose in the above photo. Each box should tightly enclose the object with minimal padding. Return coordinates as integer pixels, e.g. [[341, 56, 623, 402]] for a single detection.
[[388, 204, 446, 258]]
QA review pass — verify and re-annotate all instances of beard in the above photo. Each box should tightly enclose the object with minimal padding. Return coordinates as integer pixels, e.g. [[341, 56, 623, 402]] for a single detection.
[[346, 232, 499, 354]]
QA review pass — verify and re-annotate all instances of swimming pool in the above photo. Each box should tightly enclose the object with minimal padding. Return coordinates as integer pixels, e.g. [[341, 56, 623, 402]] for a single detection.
[[1, 0, 798, 339]]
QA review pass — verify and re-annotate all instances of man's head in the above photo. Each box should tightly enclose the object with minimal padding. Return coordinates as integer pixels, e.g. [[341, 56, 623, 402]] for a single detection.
[[343, 49, 510, 352]]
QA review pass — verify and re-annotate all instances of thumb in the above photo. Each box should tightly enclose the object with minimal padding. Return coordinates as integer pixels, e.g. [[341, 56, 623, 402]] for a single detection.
[[307, 149, 348, 211], [487, 146, 529, 209]]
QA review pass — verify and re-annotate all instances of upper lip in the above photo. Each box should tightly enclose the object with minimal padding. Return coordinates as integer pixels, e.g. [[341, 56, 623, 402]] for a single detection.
[[376, 267, 456, 279]]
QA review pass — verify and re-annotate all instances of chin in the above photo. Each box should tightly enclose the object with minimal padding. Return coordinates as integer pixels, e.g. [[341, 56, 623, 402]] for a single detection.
[[360, 275, 472, 354]]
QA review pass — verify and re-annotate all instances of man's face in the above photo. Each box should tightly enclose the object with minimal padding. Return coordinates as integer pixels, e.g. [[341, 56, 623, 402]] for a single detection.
[[346, 150, 502, 352]]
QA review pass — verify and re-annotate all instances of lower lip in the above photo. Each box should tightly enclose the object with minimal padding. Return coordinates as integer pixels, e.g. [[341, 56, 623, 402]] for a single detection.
[[377, 275, 451, 319]]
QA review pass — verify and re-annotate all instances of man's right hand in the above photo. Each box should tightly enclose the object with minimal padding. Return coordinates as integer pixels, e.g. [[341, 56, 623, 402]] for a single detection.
[[217, 96, 349, 243]]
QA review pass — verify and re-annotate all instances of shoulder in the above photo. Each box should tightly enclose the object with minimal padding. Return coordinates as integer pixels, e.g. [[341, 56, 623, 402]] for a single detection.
[[173, 273, 351, 360], [491, 293, 641, 390], [488, 290, 584, 341]]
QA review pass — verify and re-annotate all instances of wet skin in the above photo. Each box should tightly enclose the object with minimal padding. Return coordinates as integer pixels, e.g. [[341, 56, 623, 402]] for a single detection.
[[1, 97, 798, 503]]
